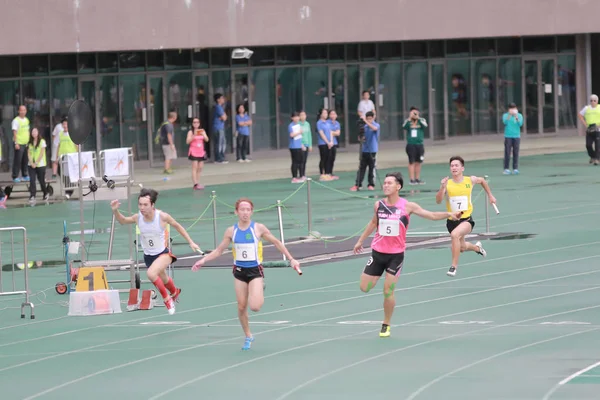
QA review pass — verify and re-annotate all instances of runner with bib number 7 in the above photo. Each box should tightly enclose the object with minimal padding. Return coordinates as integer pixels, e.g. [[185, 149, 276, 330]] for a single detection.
[[353, 172, 462, 338], [435, 156, 497, 277]]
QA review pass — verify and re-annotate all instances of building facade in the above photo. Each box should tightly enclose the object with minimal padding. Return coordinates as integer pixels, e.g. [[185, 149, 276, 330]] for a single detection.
[[0, 0, 597, 167]]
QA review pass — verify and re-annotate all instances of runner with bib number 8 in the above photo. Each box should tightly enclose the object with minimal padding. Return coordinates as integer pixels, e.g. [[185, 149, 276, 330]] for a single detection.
[[191, 197, 302, 351], [436, 156, 497, 277], [353, 172, 462, 338]]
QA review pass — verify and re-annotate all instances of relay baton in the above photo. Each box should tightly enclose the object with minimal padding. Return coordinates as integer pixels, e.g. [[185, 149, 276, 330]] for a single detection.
[[292, 263, 303, 275], [492, 203, 500, 215]]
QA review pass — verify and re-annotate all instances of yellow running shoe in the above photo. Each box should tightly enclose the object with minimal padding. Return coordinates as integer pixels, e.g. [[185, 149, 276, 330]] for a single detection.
[[379, 324, 391, 337]]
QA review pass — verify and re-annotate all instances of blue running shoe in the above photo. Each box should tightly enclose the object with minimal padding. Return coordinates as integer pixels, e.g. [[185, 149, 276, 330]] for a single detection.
[[242, 336, 254, 350]]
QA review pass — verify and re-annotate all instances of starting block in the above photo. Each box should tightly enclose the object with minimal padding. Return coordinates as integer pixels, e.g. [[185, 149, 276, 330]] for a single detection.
[[68, 289, 122, 316], [127, 289, 158, 311]]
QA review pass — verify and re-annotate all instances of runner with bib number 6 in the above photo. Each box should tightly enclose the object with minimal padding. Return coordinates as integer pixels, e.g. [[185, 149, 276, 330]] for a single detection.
[[191, 197, 302, 350], [436, 156, 497, 277], [353, 172, 462, 338]]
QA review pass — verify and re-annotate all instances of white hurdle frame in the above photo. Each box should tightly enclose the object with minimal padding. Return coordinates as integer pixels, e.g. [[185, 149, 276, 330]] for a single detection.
[[0, 227, 35, 319], [58, 151, 99, 199]]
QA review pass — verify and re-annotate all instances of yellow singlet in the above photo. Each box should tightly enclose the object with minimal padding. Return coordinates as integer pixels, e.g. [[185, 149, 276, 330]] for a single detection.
[[445, 176, 474, 219]]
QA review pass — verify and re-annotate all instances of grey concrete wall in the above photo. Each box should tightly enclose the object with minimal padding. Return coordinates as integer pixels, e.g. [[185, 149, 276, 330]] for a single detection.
[[2, 0, 599, 56]]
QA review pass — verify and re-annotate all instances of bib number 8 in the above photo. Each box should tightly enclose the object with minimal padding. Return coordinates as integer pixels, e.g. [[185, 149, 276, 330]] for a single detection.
[[148, 239, 154, 247]]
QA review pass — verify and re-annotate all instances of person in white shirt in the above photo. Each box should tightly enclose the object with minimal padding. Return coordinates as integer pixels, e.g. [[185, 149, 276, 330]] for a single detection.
[[357, 91, 376, 118], [51, 116, 67, 178]]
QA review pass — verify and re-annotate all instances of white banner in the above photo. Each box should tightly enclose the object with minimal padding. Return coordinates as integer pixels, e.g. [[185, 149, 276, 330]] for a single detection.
[[103, 148, 129, 177], [67, 152, 95, 180]]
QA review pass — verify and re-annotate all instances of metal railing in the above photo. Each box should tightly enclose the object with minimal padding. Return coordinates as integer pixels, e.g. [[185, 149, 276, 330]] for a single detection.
[[58, 151, 99, 199], [0, 226, 35, 319]]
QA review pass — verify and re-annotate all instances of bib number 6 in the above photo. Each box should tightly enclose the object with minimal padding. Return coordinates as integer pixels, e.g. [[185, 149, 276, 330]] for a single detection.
[[242, 250, 248, 259]]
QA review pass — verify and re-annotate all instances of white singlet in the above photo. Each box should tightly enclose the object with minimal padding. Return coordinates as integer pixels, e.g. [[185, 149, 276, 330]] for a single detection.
[[137, 210, 166, 256]]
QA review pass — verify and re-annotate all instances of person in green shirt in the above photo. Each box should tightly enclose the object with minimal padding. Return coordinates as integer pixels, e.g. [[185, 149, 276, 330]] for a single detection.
[[299, 110, 313, 180], [402, 107, 427, 185], [27, 127, 50, 202]]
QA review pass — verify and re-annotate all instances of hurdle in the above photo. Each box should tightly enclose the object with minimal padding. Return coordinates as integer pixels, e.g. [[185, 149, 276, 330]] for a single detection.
[[0, 226, 35, 319]]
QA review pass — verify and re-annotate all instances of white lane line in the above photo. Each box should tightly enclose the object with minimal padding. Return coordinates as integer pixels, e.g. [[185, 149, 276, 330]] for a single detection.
[[541, 360, 600, 400]]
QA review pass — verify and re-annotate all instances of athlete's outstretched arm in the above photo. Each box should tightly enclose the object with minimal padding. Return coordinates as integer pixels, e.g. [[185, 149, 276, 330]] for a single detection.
[[257, 224, 301, 270], [192, 227, 233, 271], [471, 176, 497, 204], [407, 202, 461, 221], [110, 200, 136, 224], [353, 202, 378, 254], [162, 212, 201, 252]]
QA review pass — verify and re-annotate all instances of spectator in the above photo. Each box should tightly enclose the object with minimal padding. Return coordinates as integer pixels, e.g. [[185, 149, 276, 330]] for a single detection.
[[502, 102, 523, 174], [578, 94, 600, 165]]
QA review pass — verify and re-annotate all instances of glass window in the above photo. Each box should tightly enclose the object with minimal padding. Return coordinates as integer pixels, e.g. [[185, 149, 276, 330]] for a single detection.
[[21, 55, 48, 77], [167, 72, 193, 151], [210, 70, 232, 158], [120, 74, 148, 160], [557, 55, 577, 129], [303, 45, 327, 64], [119, 52, 145, 72], [192, 49, 209, 69], [328, 44, 344, 63], [429, 41, 445, 58], [165, 50, 191, 70], [22, 79, 51, 149], [378, 63, 403, 140], [446, 40, 470, 58], [250, 69, 277, 150], [250, 47, 275, 66], [557, 35, 576, 53], [97, 53, 118, 73], [210, 48, 231, 68], [403, 42, 427, 59], [329, 68, 346, 145], [497, 38, 521, 55], [0, 56, 20, 78], [50, 54, 77, 76], [346, 65, 360, 143], [498, 57, 522, 127], [276, 46, 301, 65], [473, 59, 497, 134], [98, 76, 121, 151], [448, 60, 471, 136], [277, 68, 303, 149], [346, 44, 359, 61], [78, 79, 98, 151], [303, 66, 328, 120], [147, 51, 164, 71], [472, 39, 496, 57], [0, 81, 20, 159], [378, 42, 402, 61], [403, 62, 429, 139], [523, 36, 556, 53], [77, 53, 96, 74], [430, 63, 446, 141], [360, 43, 376, 61], [50, 77, 76, 124]]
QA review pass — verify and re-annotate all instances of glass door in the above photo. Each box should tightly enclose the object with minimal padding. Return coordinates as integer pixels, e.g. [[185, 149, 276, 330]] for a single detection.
[[77, 78, 98, 152], [211, 71, 232, 160], [429, 61, 447, 141], [329, 67, 347, 146], [524, 58, 557, 134], [193, 73, 210, 158], [146, 75, 165, 167], [232, 71, 250, 155]]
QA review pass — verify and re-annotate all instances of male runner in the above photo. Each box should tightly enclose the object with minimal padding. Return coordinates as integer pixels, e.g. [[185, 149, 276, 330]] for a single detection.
[[353, 172, 462, 338], [111, 188, 201, 314], [191, 197, 301, 350], [435, 156, 497, 277]]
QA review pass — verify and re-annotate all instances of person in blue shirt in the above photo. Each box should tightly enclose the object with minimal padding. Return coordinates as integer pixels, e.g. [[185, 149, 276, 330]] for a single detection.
[[288, 112, 304, 183], [502, 102, 523, 175], [351, 111, 380, 191], [235, 104, 252, 162], [316, 108, 334, 181], [212, 94, 228, 163], [328, 110, 341, 179]]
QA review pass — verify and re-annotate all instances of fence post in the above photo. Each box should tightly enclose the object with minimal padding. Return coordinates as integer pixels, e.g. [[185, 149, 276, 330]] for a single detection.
[[484, 175, 490, 234], [211, 191, 218, 249], [276, 200, 286, 261], [306, 178, 313, 235]]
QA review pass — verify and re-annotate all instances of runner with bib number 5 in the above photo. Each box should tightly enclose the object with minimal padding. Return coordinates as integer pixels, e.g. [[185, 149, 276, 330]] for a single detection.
[[436, 156, 497, 277], [191, 197, 302, 351], [353, 172, 462, 338], [111, 188, 202, 315]]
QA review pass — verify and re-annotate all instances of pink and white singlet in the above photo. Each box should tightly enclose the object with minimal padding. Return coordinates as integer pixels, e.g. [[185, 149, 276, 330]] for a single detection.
[[371, 197, 409, 254]]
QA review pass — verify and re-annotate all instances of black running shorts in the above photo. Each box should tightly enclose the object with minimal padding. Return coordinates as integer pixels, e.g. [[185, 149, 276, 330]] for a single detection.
[[363, 249, 405, 278]]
